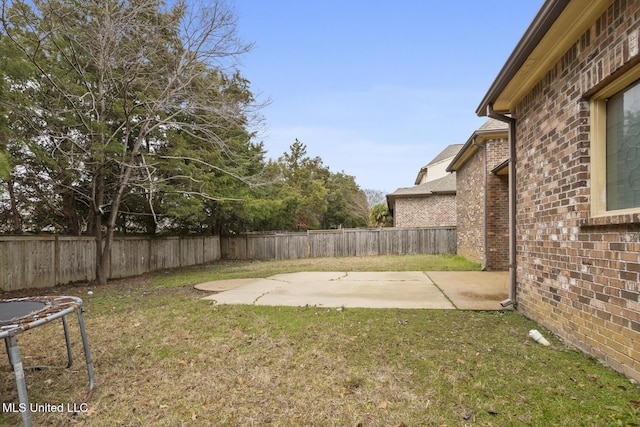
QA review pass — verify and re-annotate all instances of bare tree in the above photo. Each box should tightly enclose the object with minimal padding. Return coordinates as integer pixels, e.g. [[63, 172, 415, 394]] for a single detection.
[[1, 0, 259, 284], [364, 188, 387, 209]]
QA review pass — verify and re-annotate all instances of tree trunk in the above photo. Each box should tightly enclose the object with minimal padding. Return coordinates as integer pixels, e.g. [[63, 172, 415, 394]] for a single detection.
[[95, 222, 119, 286], [95, 230, 109, 286], [60, 182, 79, 235], [7, 178, 22, 234], [93, 164, 109, 285]]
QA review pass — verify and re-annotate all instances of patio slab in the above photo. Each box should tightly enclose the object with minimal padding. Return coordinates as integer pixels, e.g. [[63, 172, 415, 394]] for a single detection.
[[199, 271, 509, 310], [195, 278, 261, 292], [427, 271, 509, 310]]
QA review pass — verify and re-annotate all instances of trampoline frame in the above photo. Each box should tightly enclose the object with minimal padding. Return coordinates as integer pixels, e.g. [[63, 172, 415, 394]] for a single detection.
[[0, 296, 95, 427]]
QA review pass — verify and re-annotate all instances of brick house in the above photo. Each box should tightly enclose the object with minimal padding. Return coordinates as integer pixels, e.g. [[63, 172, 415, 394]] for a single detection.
[[478, 0, 640, 380], [447, 119, 510, 271], [386, 145, 461, 227]]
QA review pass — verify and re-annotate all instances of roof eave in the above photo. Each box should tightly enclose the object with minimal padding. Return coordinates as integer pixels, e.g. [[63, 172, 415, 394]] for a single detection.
[[447, 128, 508, 172], [491, 159, 510, 175], [476, 0, 569, 116], [476, 0, 614, 116], [414, 167, 428, 185]]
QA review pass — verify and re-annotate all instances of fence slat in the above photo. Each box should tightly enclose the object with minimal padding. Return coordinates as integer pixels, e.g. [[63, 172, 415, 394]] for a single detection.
[[221, 227, 456, 261], [0, 235, 222, 291], [0, 229, 455, 291]]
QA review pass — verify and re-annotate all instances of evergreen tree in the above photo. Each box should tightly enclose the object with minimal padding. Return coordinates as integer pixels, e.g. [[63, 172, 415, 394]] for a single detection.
[[0, 0, 259, 283]]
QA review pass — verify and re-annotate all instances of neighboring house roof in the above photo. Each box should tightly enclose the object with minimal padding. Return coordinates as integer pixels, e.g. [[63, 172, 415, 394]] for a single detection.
[[427, 144, 464, 167], [476, 0, 614, 116], [447, 119, 509, 172], [387, 173, 456, 208], [415, 144, 464, 184]]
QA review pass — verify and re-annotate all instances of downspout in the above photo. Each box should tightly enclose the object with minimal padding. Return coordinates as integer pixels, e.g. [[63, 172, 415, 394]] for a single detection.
[[471, 139, 488, 271], [487, 104, 517, 308]]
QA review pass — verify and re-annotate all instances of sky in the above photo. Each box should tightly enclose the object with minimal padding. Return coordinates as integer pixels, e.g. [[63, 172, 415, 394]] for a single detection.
[[232, 1, 545, 194]]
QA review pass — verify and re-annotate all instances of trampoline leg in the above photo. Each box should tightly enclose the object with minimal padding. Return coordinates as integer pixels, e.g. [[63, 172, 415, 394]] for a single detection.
[[61, 315, 73, 368], [7, 333, 32, 427], [4, 337, 14, 368], [76, 308, 95, 393]]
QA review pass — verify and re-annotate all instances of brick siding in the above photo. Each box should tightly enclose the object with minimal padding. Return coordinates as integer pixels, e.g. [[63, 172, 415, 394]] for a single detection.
[[394, 195, 456, 228], [485, 140, 510, 271], [513, 0, 640, 380], [455, 138, 509, 270], [456, 149, 485, 265]]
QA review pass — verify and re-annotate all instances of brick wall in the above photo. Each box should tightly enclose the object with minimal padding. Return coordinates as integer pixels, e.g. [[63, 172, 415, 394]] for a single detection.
[[394, 195, 456, 228], [455, 138, 509, 270], [514, 0, 640, 381], [485, 139, 510, 271], [456, 149, 485, 265]]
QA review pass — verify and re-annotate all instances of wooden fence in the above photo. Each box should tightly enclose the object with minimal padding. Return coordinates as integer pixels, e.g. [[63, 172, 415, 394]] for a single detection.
[[0, 235, 220, 291], [0, 227, 456, 291], [220, 227, 456, 260]]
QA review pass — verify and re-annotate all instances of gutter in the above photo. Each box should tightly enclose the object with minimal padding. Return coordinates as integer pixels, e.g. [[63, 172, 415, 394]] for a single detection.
[[475, 0, 570, 116], [448, 128, 507, 173], [487, 104, 517, 307], [491, 159, 510, 175]]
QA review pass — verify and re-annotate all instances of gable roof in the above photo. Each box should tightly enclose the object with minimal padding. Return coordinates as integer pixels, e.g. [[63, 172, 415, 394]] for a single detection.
[[426, 144, 464, 167], [415, 144, 464, 184], [387, 173, 456, 205], [476, 0, 614, 116], [477, 118, 509, 132], [447, 119, 508, 172]]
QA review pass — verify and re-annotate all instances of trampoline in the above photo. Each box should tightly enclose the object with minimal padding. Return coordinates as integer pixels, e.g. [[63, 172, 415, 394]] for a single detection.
[[0, 296, 95, 427]]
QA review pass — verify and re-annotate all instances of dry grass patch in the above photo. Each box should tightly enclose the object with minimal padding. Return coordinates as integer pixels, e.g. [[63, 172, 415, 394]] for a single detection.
[[149, 254, 481, 288], [1, 256, 639, 425]]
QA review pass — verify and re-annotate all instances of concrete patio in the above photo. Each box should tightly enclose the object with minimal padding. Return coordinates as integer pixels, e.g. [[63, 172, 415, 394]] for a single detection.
[[196, 271, 509, 310]]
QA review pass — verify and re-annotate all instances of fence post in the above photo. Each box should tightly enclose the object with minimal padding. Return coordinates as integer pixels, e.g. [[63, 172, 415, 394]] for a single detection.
[[148, 236, 153, 274], [1, 228, 457, 291], [274, 233, 278, 260], [54, 235, 60, 287]]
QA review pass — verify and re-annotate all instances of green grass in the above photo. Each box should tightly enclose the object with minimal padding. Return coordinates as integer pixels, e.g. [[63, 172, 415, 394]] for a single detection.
[[1, 255, 639, 426], [149, 254, 481, 288]]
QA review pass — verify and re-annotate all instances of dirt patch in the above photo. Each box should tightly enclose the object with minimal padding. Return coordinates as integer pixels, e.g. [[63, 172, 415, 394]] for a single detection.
[[0, 274, 153, 299]]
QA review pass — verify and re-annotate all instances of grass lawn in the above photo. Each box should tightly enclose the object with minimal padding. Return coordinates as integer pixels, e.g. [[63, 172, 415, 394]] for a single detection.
[[1, 254, 639, 426]]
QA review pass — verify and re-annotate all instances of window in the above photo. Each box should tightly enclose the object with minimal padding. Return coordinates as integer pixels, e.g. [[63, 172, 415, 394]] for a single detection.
[[606, 79, 640, 210], [590, 64, 640, 218]]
